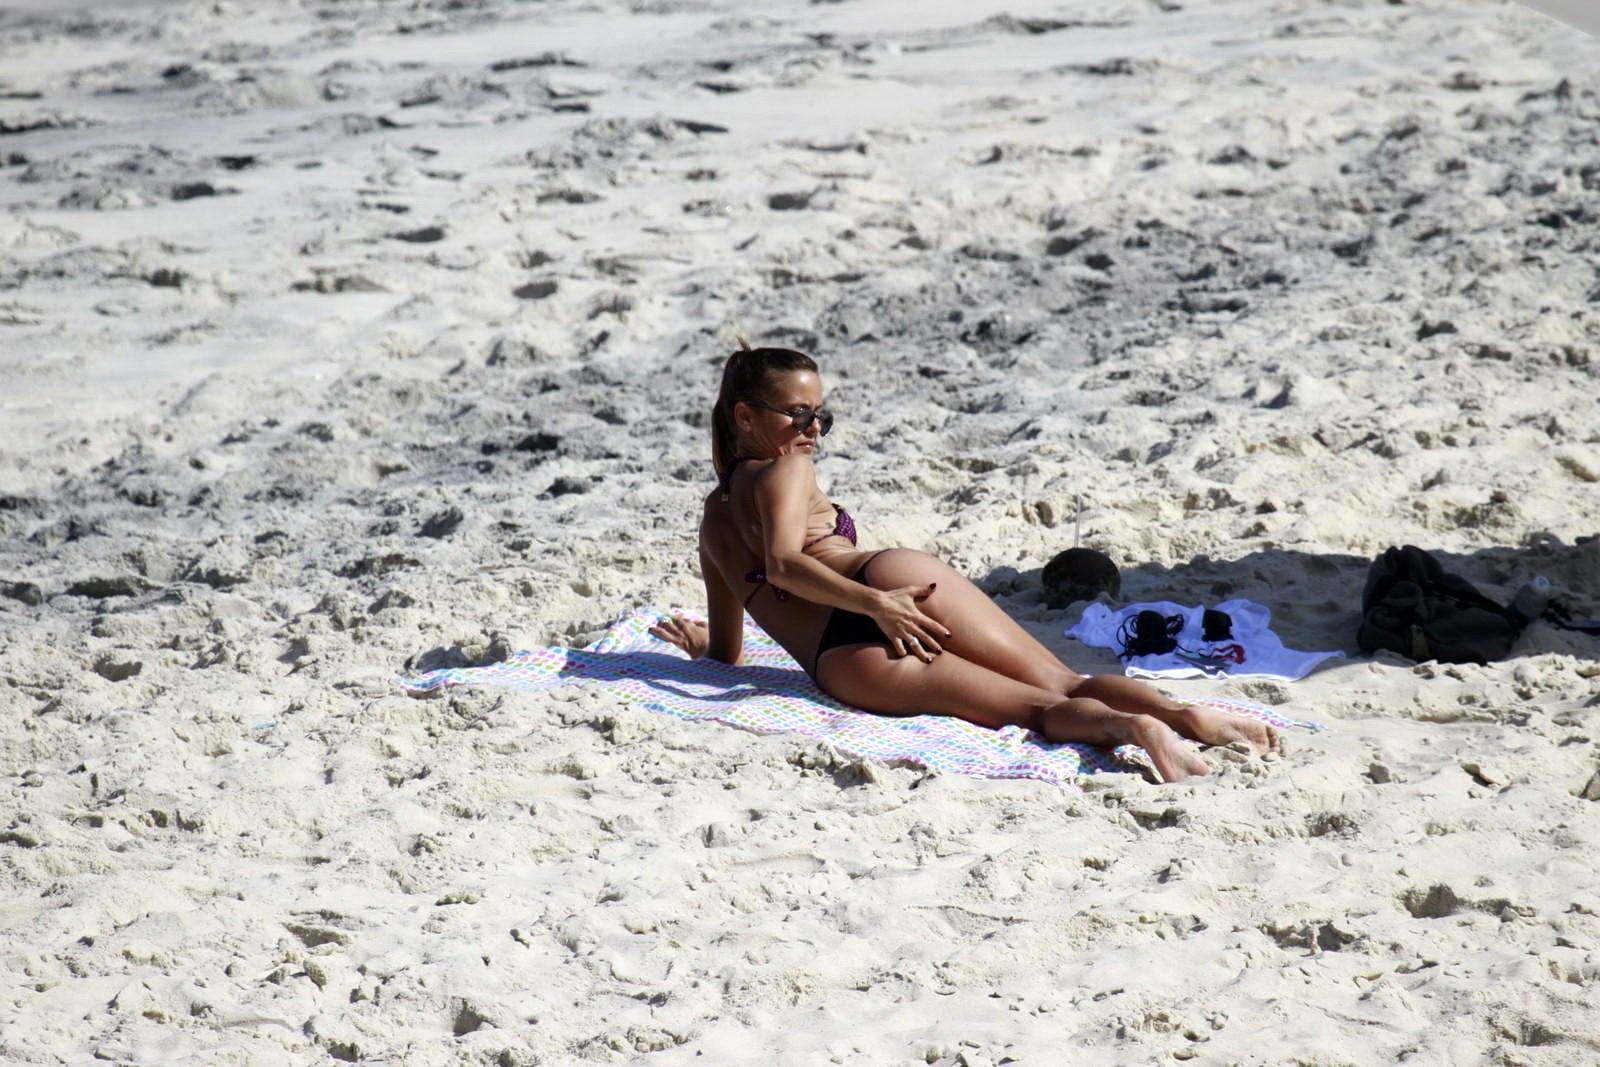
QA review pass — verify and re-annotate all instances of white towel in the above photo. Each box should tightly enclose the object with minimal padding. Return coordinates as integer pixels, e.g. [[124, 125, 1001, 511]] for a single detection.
[[1066, 598, 1344, 681]]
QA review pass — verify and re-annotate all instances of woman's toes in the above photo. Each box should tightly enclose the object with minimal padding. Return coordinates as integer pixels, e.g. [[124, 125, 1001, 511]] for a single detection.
[[1134, 719, 1210, 783]]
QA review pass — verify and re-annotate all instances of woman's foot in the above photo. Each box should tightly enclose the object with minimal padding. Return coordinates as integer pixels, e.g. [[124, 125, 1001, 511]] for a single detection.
[[1064, 676, 1277, 758], [1176, 705, 1280, 756], [1127, 716, 1210, 784]]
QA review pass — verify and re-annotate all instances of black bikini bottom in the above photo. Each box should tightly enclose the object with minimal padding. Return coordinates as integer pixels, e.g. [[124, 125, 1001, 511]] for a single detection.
[[813, 550, 892, 675]]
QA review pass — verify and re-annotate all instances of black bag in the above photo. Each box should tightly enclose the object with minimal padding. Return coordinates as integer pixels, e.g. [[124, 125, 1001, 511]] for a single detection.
[[1357, 545, 1525, 664]]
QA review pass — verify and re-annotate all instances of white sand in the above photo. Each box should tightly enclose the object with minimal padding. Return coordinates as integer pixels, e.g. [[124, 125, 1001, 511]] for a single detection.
[[3, 0, 1598, 1062]]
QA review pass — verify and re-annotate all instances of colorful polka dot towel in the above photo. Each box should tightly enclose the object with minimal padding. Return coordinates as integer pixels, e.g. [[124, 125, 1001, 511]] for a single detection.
[[400, 608, 1322, 789]]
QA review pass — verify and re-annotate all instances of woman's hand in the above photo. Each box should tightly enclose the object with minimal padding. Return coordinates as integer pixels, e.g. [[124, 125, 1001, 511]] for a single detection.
[[870, 583, 951, 664], [649, 614, 711, 659]]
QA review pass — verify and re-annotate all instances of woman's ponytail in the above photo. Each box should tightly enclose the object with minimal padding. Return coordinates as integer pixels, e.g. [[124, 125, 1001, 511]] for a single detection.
[[710, 394, 737, 482]]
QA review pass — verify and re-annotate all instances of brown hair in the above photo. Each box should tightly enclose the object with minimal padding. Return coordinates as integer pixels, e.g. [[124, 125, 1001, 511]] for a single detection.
[[711, 337, 818, 479]]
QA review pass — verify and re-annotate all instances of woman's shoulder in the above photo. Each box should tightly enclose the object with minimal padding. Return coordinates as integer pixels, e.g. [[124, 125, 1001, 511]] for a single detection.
[[703, 455, 820, 516], [754, 452, 817, 487]]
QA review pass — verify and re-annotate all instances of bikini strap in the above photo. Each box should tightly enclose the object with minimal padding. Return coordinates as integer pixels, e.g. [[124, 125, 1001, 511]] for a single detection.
[[718, 455, 754, 500]]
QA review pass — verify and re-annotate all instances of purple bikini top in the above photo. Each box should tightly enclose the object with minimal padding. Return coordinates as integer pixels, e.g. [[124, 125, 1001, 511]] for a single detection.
[[806, 505, 856, 549]]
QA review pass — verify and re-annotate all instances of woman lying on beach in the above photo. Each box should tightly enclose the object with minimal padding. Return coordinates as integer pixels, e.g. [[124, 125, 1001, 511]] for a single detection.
[[649, 342, 1279, 783]]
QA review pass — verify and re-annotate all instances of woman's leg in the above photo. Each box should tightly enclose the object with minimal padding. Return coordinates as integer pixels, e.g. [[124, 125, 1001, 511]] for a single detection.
[[859, 548, 1081, 690], [859, 549, 1276, 754], [815, 642, 1209, 783]]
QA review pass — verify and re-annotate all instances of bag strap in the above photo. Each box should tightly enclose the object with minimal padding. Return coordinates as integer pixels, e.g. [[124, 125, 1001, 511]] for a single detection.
[[1409, 624, 1431, 661], [1546, 601, 1600, 636]]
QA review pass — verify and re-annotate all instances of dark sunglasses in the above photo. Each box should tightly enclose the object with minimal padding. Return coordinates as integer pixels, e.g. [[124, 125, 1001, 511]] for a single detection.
[[748, 400, 834, 436]]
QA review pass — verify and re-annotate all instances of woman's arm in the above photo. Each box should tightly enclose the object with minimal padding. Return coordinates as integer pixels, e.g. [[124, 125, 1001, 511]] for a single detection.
[[649, 524, 747, 664], [699, 537, 745, 666], [754, 456, 949, 660], [753, 455, 885, 614]]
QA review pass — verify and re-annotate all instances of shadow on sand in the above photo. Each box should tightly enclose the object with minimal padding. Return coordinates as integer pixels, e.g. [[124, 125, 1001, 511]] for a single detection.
[[553, 649, 818, 703], [992, 533, 1600, 670]]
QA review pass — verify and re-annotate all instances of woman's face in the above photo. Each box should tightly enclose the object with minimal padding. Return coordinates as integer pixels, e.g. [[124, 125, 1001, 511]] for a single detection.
[[736, 370, 827, 459]]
